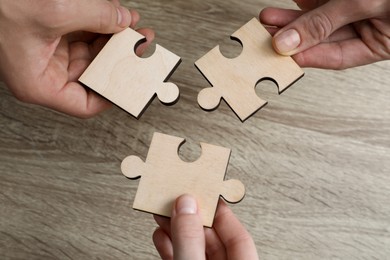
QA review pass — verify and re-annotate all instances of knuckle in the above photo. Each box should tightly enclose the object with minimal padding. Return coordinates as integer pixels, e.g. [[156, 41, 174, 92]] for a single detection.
[[359, 19, 390, 63], [34, 0, 69, 30], [174, 217, 203, 240], [176, 224, 202, 240], [304, 12, 334, 42], [381, 33, 390, 56], [376, 39, 390, 61]]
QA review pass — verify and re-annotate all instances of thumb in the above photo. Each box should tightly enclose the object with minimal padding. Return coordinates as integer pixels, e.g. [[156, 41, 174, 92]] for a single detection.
[[171, 195, 206, 260], [54, 0, 132, 35], [272, 0, 369, 55]]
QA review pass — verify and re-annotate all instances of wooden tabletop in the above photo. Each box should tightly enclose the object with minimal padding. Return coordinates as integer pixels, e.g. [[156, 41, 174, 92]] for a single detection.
[[1, 0, 389, 259]]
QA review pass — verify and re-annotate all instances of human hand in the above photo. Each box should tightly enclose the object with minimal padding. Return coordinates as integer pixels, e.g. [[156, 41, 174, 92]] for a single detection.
[[153, 195, 259, 260], [260, 0, 390, 69], [0, 0, 154, 118]]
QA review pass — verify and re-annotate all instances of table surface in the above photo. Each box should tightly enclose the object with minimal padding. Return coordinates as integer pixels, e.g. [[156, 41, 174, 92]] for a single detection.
[[1, 0, 390, 259]]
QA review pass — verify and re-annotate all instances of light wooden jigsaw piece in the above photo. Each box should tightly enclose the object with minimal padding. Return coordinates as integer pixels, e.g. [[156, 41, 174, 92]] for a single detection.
[[121, 132, 245, 227], [79, 28, 181, 118], [195, 18, 304, 121]]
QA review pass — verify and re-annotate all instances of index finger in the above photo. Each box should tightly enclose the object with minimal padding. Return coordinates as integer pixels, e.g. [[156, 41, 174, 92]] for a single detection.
[[213, 200, 259, 260]]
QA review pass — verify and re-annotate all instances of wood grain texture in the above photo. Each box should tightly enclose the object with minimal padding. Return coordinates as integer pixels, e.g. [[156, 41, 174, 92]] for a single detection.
[[196, 18, 304, 121], [121, 132, 245, 227], [0, 0, 389, 259], [79, 28, 181, 118]]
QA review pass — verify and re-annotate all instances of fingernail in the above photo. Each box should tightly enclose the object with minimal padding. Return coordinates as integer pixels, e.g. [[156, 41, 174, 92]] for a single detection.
[[273, 29, 301, 55], [117, 6, 131, 27], [176, 195, 197, 215]]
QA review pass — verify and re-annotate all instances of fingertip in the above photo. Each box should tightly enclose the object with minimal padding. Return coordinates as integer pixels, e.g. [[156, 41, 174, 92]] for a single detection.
[[272, 28, 301, 56], [139, 28, 155, 42], [135, 28, 155, 56], [171, 195, 205, 259], [213, 200, 259, 259], [291, 52, 307, 67], [153, 228, 174, 260], [214, 199, 236, 227], [153, 227, 164, 243], [217, 198, 227, 208], [154, 214, 169, 226], [171, 195, 203, 237], [153, 214, 172, 235], [259, 7, 274, 24], [264, 26, 279, 36], [216, 199, 230, 216], [129, 10, 140, 28], [153, 227, 168, 244], [116, 6, 132, 28], [272, 36, 283, 55], [153, 214, 163, 223], [174, 194, 198, 216]]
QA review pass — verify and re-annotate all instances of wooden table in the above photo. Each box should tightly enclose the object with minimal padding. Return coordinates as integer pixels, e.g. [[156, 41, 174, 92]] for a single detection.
[[1, 0, 389, 259]]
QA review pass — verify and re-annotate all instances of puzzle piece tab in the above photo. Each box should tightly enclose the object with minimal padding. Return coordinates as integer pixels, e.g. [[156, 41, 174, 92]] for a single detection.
[[79, 28, 181, 118], [121, 132, 245, 227], [195, 18, 304, 121]]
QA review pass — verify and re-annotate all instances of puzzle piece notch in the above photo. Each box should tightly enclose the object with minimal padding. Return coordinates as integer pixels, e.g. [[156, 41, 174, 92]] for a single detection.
[[79, 28, 181, 118], [195, 18, 304, 121], [121, 132, 245, 227]]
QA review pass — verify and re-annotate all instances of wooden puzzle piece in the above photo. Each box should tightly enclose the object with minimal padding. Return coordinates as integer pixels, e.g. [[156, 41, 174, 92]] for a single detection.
[[79, 28, 181, 118], [121, 132, 245, 227], [195, 18, 304, 121]]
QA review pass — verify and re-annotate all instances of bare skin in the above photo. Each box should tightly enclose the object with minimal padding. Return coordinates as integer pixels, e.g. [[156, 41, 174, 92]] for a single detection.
[[153, 195, 259, 260], [260, 0, 390, 69], [0, 0, 154, 118]]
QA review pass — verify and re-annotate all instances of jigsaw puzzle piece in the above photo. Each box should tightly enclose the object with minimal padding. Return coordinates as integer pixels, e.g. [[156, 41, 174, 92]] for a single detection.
[[121, 132, 245, 227], [195, 18, 304, 121], [79, 28, 181, 118], [196, 48, 267, 117], [121, 155, 145, 179], [219, 179, 246, 203]]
